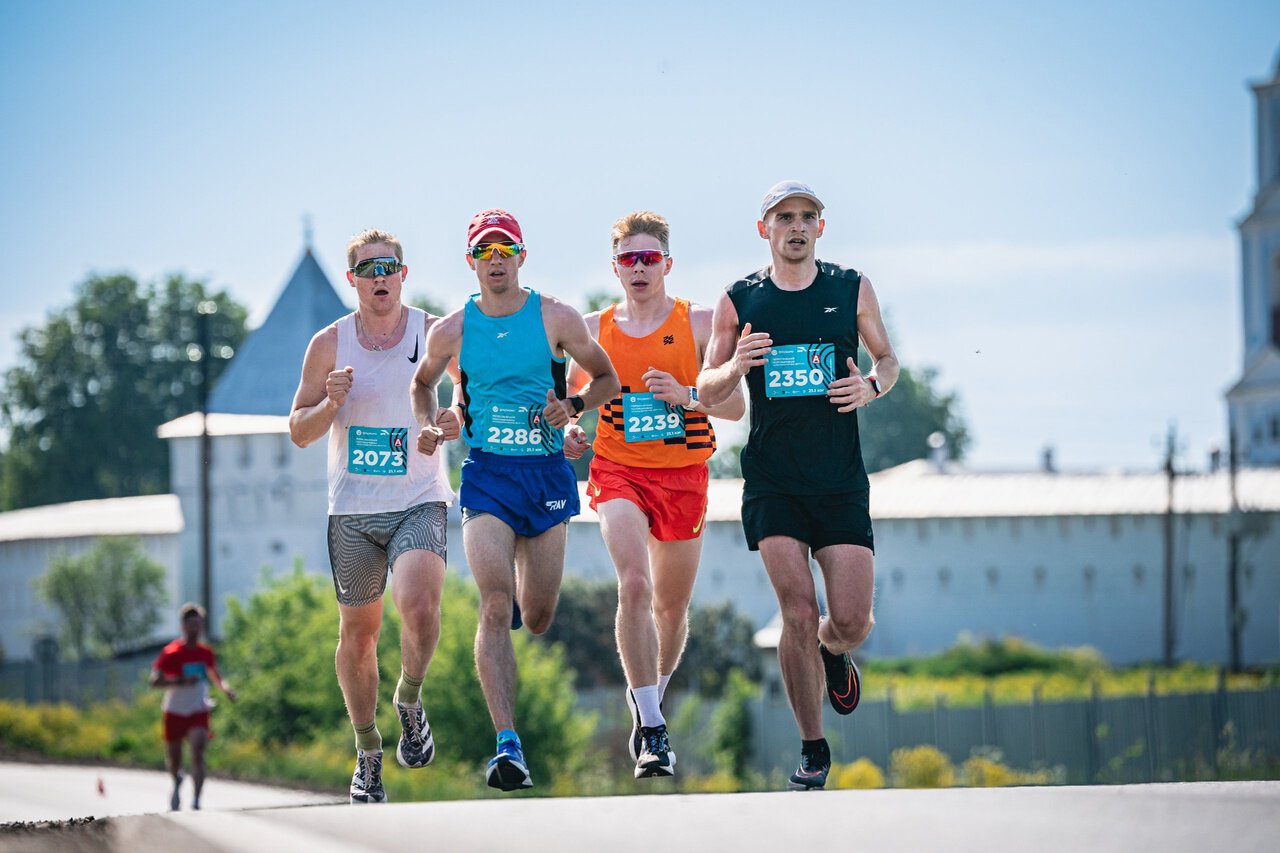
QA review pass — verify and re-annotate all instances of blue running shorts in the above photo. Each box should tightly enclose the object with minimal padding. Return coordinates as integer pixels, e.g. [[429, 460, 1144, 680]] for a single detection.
[[459, 448, 579, 537]]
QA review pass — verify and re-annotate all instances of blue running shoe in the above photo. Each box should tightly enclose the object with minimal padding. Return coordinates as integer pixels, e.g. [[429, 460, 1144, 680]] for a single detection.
[[486, 731, 533, 791]]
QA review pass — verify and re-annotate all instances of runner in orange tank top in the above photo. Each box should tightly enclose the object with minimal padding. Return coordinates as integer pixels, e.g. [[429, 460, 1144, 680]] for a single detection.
[[565, 211, 745, 780]]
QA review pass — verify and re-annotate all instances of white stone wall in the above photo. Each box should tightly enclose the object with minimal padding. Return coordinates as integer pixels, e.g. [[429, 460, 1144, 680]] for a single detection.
[[866, 512, 1279, 665]]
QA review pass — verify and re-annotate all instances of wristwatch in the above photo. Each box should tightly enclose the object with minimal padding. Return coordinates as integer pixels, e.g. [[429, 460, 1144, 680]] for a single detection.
[[682, 386, 699, 411], [569, 395, 586, 415], [868, 377, 883, 398]]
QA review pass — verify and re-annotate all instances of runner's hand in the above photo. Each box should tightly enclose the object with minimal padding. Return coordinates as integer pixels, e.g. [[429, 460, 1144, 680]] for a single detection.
[[732, 322, 772, 377], [827, 357, 872, 413], [543, 389, 575, 429], [436, 407, 461, 441], [326, 366, 354, 408], [642, 367, 691, 406], [564, 424, 590, 460], [417, 424, 445, 455]]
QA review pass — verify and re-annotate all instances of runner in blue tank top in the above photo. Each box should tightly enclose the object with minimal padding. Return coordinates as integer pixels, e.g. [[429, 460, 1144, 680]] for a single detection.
[[410, 209, 618, 792]]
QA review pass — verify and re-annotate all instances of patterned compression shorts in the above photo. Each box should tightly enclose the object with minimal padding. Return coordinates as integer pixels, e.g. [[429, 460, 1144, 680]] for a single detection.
[[326, 501, 448, 607]]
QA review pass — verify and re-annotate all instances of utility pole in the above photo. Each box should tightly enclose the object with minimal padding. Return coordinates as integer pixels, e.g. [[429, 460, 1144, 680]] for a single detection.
[[197, 300, 218, 638], [1227, 428, 1242, 672], [1162, 423, 1176, 668]]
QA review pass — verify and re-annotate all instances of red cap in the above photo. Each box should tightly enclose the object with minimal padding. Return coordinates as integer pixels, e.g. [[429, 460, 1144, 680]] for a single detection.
[[467, 209, 523, 246]]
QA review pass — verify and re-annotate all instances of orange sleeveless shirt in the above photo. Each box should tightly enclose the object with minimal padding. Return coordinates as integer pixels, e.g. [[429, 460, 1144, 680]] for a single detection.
[[594, 298, 715, 469]]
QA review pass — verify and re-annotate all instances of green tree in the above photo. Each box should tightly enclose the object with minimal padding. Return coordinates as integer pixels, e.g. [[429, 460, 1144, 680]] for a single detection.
[[37, 537, 168, 659], [408, 294, 449, 318], [0, 273, 248, 510], [856, 363, 970, 473], [219, 567, 593, 786], [583, 290, 618, 313]]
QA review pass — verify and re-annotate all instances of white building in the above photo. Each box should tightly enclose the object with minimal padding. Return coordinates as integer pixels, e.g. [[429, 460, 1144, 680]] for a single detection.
[[1228, 55, 1280, 466]]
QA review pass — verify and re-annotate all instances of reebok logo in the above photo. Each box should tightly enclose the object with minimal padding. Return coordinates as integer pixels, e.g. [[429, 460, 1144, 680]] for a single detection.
[[497, 331, 510, 339], [824, 307, 838, 313], [407, 336, 420, 363], [663, 335, 674, 345], [545, 499, 567, 511]]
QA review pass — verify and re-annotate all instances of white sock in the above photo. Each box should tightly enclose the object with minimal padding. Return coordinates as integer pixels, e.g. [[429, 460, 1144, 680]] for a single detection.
[[658, 674, 672, 702], [632, 684, 665, 728]]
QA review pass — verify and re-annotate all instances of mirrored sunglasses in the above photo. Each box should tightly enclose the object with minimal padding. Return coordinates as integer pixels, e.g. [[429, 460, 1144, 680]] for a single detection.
[[349, 257, 404, 278], [468, 242, 524, 260], [613, 250, 669, 267]]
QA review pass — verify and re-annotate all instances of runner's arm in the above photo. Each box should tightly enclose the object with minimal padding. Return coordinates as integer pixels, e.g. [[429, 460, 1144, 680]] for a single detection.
[[697, 292, 770, 406], [689, 303, 746, 420], [289, 326, 345, 448], [857, 275, 899, 394]]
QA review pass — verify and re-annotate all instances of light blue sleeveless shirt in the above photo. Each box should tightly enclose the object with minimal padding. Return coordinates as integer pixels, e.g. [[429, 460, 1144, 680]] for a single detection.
[[459, 289, 567, 455]]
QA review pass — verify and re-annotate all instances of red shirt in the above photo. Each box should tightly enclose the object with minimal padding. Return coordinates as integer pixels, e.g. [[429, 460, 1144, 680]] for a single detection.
[[153, 640, 216, 715]]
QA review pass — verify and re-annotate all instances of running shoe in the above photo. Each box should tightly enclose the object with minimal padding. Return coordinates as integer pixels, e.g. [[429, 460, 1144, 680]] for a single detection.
[[635, 725, 676, 779], [820, 644, 861, 715], [395, 701, 435, 769], [169, 771, 183, 811], [486, 733, 533, 791], [624, 688, 642, 762], [350, 749, 388, 804], [787, 749, 831, 791]]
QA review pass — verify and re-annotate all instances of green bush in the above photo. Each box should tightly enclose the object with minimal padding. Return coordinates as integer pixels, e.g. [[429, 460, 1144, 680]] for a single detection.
[[890, 745, 955, 788]]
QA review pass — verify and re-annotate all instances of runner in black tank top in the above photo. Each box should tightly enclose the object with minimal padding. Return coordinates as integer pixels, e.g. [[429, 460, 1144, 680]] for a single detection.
[[728, 261, 869, 496], [696, 181, 901, 792]]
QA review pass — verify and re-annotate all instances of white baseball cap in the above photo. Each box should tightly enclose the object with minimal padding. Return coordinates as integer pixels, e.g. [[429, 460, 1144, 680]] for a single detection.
[[760, 180, 824, 219]]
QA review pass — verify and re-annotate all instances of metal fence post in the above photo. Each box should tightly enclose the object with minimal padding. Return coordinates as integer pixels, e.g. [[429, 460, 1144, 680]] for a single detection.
[[1144, 673, 1158, 782]]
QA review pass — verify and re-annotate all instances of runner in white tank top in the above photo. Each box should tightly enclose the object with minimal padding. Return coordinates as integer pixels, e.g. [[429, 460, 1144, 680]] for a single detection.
[[290, 229, 460, 804]]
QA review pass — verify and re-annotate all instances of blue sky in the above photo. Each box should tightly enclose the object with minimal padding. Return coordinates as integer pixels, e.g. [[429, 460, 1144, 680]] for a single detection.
[[1, 1, 1276, 471]]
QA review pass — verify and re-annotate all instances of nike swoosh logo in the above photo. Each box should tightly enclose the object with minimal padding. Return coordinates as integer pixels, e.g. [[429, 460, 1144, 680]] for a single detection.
[[692, 507, 706, 536], [407, 336, 420, 363]]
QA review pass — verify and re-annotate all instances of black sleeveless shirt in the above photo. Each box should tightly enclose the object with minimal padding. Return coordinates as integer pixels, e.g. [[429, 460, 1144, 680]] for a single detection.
[[727, 260, 869, 495]]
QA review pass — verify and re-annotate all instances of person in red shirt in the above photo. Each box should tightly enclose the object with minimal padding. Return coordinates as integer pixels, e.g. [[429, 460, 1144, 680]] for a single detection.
[[150, 602, 237, 811]]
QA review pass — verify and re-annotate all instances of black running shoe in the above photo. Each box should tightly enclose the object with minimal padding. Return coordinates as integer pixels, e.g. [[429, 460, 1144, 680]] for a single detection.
[[350, 749, 388, 804], [635, 725, 676, 779], [395, 701, 435, 769], [624, 688, 642, 762], [820, 645, 861, 715], [787, 749, 830, 791], [169, 771, 183, 811], [486, 734, 533, 791]]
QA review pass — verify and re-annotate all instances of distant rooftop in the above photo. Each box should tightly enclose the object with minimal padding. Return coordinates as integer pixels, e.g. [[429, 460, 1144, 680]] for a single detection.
[[206, 248, 348, 416], [0, 494, 182, 543]]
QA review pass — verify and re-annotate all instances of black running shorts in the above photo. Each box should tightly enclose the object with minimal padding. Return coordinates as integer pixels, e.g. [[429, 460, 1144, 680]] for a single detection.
[[740, 490, 874, 553]]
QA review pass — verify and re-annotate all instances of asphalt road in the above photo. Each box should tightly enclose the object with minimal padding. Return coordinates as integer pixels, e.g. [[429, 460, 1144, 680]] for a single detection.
[[0, 761, 336, 823], [1, 766, 1275, 853]]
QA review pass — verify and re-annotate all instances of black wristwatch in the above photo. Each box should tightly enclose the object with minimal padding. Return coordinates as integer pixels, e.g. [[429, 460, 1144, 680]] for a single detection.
[[868, 377, 882, 398], [569, 395, 585, 415]]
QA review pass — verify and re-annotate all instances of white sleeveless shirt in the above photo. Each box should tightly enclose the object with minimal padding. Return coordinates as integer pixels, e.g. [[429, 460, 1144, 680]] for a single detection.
[[327, 308, 454, 515]]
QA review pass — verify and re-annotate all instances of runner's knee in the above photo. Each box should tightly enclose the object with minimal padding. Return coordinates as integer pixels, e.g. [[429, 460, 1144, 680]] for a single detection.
[[616, 569, 654, 610]]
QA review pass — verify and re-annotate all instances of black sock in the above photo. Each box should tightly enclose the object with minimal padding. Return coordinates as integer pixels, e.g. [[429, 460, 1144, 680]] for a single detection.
[[802, 738, 830, 758]]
